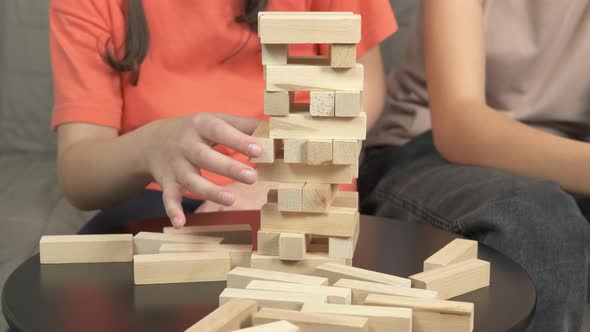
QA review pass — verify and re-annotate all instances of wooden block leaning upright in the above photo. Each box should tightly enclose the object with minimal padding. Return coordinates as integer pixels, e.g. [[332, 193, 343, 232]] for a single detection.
[[40, 234, 133, 264], [184, 298, 257, 332]]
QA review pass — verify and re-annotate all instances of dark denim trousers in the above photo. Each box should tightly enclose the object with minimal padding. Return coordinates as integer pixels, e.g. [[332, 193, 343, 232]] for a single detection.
[[359, 131, 590, 332]]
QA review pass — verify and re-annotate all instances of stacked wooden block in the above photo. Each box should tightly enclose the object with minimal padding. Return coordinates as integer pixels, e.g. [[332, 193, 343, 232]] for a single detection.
[[253, 11, 364, 273]]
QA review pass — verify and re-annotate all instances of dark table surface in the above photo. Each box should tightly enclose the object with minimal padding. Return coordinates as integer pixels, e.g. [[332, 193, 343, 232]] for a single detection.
[[3, 212, 536, 332]]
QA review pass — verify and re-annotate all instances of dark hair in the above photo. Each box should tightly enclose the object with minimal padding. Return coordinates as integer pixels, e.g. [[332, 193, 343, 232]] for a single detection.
[[103, 0, 268, 85]]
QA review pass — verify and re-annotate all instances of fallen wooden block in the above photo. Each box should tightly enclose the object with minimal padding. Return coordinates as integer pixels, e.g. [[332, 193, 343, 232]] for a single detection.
[[258, 13, 361, 44], [219, 288, 327, 310], [364, 294, 474, 332], [40, 234, 133, 264], [233, 320, 300, 332], [254, 308, 369, 332], [312, 263, 411, 287], [335, 91, 362, 117], [247, 280, 351, 304], [262, 44, 288, 65], [278, 183, 304, 212], [302, 183, 338, 213], [251, 253, 347, 275], [265, 64, 363, 92], [227, 266, 328, 289], [330, 44, 356, 68], [269, 112, 366, 140], [257, 231, 280, 256], [163, 224, 252, 235], [423, 239, 478, 271], [334, 278, 439, 304], [133, 252, 230, 285], [133, 232, 223, 255], [258, 159, 355, 184], [184, 298, 257, 332], [301, 303, 412, 332], [283, 139, 307, 163], [410, 258, 490, 299], [159, 243, 252, 269], [332, 140, 360, 165], [310, 91, 335, 117], [307, 140, 333, 165], [328, 221, 359, 259], [279, 233, 307, 261], [251, 121, 276, 163], [264, 91, 291, 116]]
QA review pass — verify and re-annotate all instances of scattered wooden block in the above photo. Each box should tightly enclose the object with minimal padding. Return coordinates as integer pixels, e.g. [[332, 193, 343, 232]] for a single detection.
[[269, 112, 366, 139], [328, 221, 359, 259], [283, 139, 307, 164], [302, 183, 338, 212], [227, 266, 328, 289], [133, 232, 223, 255], [40, 234, 133, 264], [163, 224, 252, 235], [364, 294, 474, 332], [184, 298, 257, 332], [251, 253, 347, 275], [258, 159, 355, 184], [264, 91, 291, 116], [258, 13, 361, 44], [306, 140, 333, 165], [251, 121, 276, 163], [410, 258, 490, 300], [220, 288, 327, 310], [279, 233, 307, 261], [261, 44, 288, 65], [234, 320, 300, 332], [312, 263, 411, 287], [254, 308, 369, 332], [265, 64, 363, 92], [330, 44, 356, 68], [334, 278, 439, 304], [257, 231, 280, 256], [134, 252, 230, 285], [335, 91, 362, 117], [159, 243, 252, 269], [332, 140, 360, 165], [310, 91, 335, 117], [423, 239, 478, 271], [278, 183, 304, 212], [301, 303, 412, 332], [247, 280, 351, 304]]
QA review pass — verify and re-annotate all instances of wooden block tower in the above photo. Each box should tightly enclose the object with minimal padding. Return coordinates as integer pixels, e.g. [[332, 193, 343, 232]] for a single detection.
[[252, 12, 364, 274]]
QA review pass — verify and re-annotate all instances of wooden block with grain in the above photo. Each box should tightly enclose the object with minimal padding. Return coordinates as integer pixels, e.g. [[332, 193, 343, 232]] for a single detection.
[[313, 263, 411, 287], [335, 91, 362, 117], [234, 320, 300, 332], [133, 232, 223, 255], [159, 243, 252, 269], [279, 233, 307, 261], [330, 44, 356, 68], [220, 288, 327, 310], [254, 308, 368, 332], [328, 221, 359, 259], [258, 159, 355, 184], [364, 294, 474, 332], [184, 298, 257, 332], [301, 303, 412, 332], [334, 278, 439, 304], [133, 252, 230, 285], [302, 183, 338, 212], [163, 224, 252, 235], [251, 252, 347, 275], [333, 140, 361, 165], [310, 91, 335, 117], [410, 258, 490, 300], [283, 139, 307, 164], [257, 231, 280, 256], [261, 44, 288, 65], [251, 121, 276, 163], [264, 91, 291, 116], [265, 64, 363, 92], [227, 266, 328, 289], [269, 112, 366, 140], [278, 182, 304, 212], [246, 280, 351, 304], [258, 13, 361, 44], [306, 140, 332, 165], [423, 239, 478, 271], [40, 234, 133, 264]]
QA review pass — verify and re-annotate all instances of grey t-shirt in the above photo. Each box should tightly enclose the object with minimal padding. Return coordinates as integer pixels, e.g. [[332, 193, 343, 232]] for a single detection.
[[367, 0, 590, 147]]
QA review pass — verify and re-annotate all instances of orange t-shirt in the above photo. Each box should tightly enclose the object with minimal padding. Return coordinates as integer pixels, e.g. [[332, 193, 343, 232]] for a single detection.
[[50, 0, 397, 190]]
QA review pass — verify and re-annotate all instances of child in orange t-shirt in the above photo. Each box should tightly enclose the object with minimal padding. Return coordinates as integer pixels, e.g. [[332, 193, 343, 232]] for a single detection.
[[50, 0, 397, 232]]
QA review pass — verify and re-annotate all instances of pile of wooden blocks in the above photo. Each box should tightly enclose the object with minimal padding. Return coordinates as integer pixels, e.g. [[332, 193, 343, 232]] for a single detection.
[[252, 11, 364, 274]]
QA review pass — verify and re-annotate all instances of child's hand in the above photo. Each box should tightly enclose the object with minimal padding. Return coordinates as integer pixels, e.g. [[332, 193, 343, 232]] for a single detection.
[[194, 181, 278, 213], [139, 113, 262, 228]]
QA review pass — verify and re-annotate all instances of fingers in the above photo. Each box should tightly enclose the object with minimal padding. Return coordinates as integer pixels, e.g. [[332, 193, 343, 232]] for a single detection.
[[194, 114, 262, 158], [175, 162, 236, 206], [162, 182, 186, 229], [215, 114, 261, 135], [186, 143, 257, 184]]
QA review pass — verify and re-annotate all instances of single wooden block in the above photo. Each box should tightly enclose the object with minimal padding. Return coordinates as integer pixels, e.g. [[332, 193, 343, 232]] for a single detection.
[[335, 91, 362, 117], [159, 243, 252, 269], [219, 288, 327, 310], [302, 183, 338, 213], [251, 253, 347, 275], [334, 278, 438, 304], [258, 159, 355, 184], [269, 113, 366, 139], [163, 224, 252, 235], [328, 221, 359, 259], [332, 140, 360, 165], [312, 263, 411, 287], [254, 308, 369, 332], [265, 64, 363, 92], [330, 44, 357, 68], [257, 231, 280, 256], [264, 91, 291, 116], [234, 320, 300, 332], [184, 298, 257, 332], [258, 13, 361, 44], [306, 140, 332, 165], [133, 232, 223, 255], [301, 303, 412, 332], [227, 266, 328, 289], [364, 294, 474, 332], [309, 91, 335, 117], [277, 182, 304, 212], [288, 55, 330, 66], [283, 139, 307, 164], [261, 44, 288, 65], [40, 234, 133, 264], [423, 239, 478, 271], [251, 121, 276, 163], [269, 189, 357, 209], [246, 280, 351, 304], [410, 258, 491, 300], [279, 233, 307, 261], [134, 252, 230, 285]]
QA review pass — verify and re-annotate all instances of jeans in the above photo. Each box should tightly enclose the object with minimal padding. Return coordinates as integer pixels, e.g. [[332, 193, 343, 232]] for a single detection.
[[359, 131, 590, 332]]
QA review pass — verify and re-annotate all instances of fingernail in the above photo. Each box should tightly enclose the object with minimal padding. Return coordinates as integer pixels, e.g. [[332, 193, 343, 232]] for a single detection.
[[240, 168, 256, 180], [248, 144, 262, 157], [218, 191, 235, 205]]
